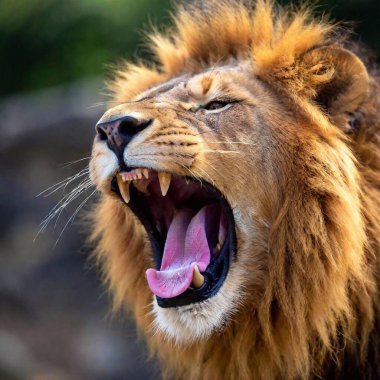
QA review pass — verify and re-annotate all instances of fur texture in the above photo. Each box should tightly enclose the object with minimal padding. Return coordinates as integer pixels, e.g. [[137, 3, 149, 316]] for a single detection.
[[90, 1, 380, 379]]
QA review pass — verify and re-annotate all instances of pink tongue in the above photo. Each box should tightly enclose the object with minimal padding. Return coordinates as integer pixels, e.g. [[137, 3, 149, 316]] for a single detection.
[[146, 206, 213, 298]]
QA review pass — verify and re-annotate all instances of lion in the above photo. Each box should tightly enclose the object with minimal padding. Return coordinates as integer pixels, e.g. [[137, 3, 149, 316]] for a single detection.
[[88, 1, 380, 379]]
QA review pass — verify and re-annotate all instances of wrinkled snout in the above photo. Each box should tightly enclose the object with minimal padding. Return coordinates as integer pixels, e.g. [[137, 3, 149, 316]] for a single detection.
[[95, 114, 152, 165]]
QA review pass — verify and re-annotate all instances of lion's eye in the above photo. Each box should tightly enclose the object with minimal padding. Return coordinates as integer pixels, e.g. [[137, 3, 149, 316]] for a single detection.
[[203, 100, 230, 111]]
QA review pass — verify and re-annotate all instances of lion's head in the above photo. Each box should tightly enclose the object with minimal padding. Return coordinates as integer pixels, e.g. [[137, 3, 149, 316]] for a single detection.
[[89, 1, 380, 378]]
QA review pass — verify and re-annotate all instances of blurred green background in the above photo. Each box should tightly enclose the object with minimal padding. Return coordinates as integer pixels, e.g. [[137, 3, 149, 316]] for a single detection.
[[0, 0, 172, 97], [0, 1, 378, 379], [1, 0, 379, 98]]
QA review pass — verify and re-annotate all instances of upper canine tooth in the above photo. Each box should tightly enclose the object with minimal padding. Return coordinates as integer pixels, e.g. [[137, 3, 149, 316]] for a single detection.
[[143, 169, 149, 179], [117, 175, 130, 203], [192, 265, 205, 289], [158, 172, 171, 196]]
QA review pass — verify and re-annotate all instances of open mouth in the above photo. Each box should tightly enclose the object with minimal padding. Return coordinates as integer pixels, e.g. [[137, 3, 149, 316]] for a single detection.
[[110, 168, 237, 308]]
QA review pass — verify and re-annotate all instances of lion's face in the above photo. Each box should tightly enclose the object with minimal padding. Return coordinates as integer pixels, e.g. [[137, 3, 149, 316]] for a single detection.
[[90, 62, 288, 341]]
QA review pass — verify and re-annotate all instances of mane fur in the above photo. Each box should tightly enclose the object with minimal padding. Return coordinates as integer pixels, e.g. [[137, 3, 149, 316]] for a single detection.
[[93, 1, 380, 379], [110, 0, 337, 102]]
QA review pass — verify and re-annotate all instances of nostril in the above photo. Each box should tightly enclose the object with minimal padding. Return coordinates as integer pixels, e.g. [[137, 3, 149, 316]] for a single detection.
[[95, 125, 108, 141], [119, 117, 152, 136]]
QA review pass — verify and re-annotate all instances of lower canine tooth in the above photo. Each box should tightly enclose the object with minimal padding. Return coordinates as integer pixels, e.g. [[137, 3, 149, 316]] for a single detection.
[[192, 265, 205, 289], [158, 172, 172, 196], [117, 175, 130, 203]]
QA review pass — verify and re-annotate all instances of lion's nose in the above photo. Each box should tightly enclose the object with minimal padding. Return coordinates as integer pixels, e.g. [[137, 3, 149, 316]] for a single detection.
[[95, 115, 152, 159]]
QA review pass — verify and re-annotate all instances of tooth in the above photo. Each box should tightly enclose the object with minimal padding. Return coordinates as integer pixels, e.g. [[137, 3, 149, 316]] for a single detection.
[[218, 221, 227, 246], [192, 265, 205, 289], [158, 172, 172, 196], [117, 175, 130, 203], [143, 169, 149, 179]]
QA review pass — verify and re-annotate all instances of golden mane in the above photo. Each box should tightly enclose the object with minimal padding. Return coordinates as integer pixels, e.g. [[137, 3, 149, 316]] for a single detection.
[[90, 1, 380, 379], [110, 0, 336, 102]]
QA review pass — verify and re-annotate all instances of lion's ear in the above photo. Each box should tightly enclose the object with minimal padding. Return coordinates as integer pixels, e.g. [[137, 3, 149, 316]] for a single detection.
[[302, 46, 370, 130]]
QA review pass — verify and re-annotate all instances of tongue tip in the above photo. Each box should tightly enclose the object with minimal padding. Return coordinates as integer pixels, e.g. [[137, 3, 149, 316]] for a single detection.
[[146, 263, 201, 299], [146, 263, 209, 299]]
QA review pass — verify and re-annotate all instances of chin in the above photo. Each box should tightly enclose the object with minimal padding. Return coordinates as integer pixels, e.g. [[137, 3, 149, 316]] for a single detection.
[[151, 260, 246, 344]]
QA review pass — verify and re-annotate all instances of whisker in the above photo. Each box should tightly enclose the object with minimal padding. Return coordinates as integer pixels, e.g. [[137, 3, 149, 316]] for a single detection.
[[193, 155, 218, 173], [187, 156, 217, 185], [176, 162, 204, 186], [54, 188, 97, 246], [87, 100, 135, 109], [37, 168, 90, 197], [207, 141, 252, 145], [36, 178, 92, 238], [198, 149, 241, 155], [53, 179, 93, 229], [59, 171, 91, 193], [194, 166, 216, 186], [45, 170, 91, 199], [193, 129, 214, 137], [59, 157, 91, 168], [47, 178, 92, 217]]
